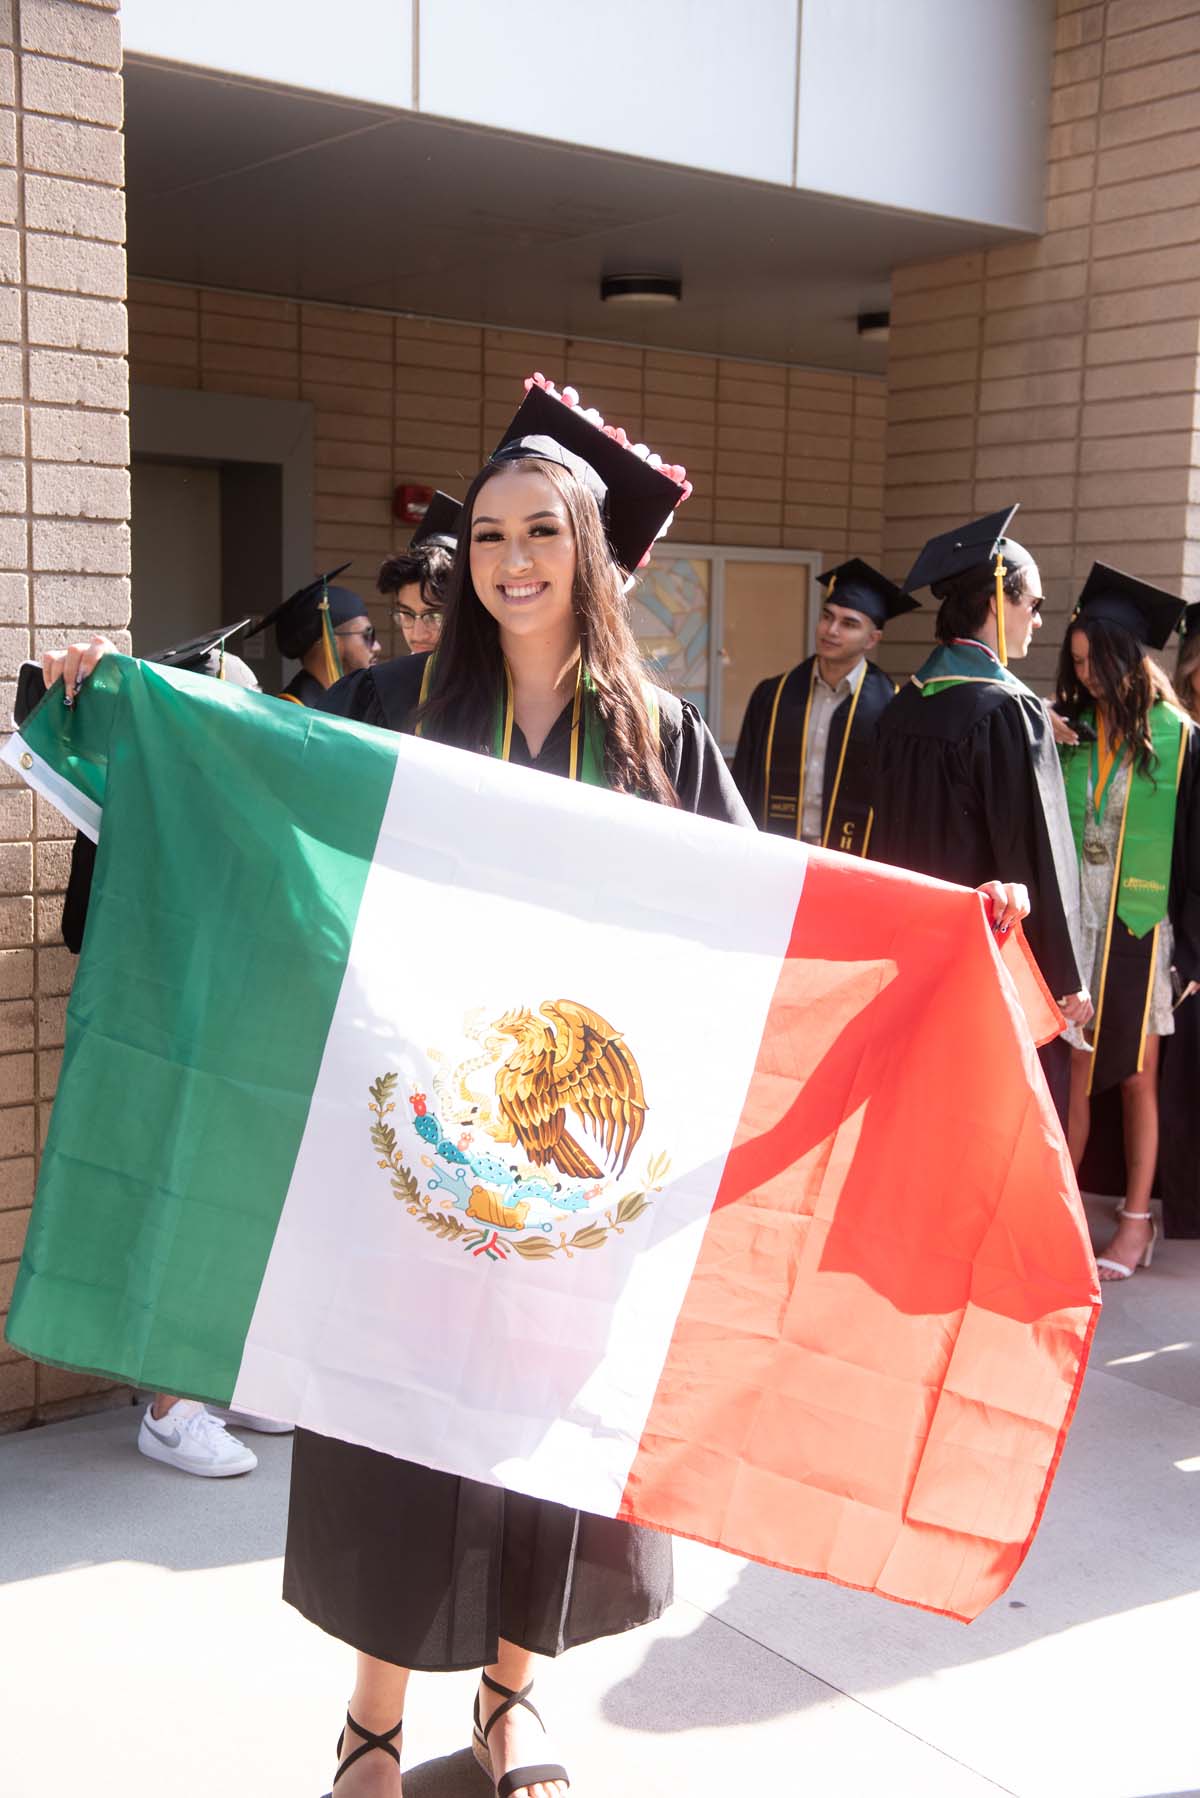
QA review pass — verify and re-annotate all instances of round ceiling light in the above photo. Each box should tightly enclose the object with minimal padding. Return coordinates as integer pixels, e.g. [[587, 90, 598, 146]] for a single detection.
[[601, 274, 683, 307]]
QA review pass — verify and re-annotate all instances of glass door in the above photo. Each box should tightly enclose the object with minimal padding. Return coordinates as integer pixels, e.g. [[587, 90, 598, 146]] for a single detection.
[[630, 546, 819, 756]]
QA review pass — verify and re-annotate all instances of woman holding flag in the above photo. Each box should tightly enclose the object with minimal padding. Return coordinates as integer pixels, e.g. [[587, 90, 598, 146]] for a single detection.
[[37, 380, 1036, 1798], [294, 376, 751, 1798], [1054, 567, 1200, 1280]]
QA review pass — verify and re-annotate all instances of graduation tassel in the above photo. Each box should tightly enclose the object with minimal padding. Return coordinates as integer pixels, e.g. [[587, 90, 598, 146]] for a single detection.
[[994, 552, 1008, 667], [318, 583, 344, 687]]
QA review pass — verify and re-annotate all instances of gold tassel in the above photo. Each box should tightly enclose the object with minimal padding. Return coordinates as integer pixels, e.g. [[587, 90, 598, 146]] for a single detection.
[[318, 587, 344, 686], [994, 552, 1008, 667]]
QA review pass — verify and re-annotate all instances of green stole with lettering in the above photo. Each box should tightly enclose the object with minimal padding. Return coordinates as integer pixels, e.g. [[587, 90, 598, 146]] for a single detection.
[[1061, 701, 1186, 937]]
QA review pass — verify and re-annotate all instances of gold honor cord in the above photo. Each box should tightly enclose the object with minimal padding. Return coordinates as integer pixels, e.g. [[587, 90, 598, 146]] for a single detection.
[[1085, 778, 1132, 1097], [794, 676, 818, 841], [761, 672, 788, 827], [417, 655, 592, 782], [500, 662, 517, 763], [994, 553, 1008, 667], [1092, 713, 1123, 822], [500, 660, 582, 777], [820, 665, 867, 851], [861, 807, 875, 856]]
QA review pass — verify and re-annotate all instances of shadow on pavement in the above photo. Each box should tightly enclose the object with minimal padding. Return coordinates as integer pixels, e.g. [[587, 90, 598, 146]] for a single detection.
[[402, 1748, 491, 1796], [0, 1403, 295, 1583]]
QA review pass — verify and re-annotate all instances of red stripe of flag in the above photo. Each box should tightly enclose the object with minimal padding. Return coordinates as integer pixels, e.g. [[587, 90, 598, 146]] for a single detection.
[[619, 852, 1098, 1621]]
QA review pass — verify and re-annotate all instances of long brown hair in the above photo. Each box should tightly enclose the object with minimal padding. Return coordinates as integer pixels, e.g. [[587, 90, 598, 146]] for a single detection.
[[1056, 616, 1181, 778], [1176, 629, 1200, 724], [415, 457, 675, 804]]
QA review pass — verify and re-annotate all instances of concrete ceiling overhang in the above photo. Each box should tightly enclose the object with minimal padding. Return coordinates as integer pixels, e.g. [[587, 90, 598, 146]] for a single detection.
[[124, 58, 1023, 373]]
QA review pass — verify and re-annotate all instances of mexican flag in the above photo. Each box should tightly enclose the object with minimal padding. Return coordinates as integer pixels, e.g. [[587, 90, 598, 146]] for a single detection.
[[3, 657, 1098, 1622]]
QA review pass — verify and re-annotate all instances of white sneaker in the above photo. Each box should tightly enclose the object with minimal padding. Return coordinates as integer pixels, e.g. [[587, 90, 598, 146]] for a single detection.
[[210, 1407, 293, 1435], [137, 1400, 258, 1477]]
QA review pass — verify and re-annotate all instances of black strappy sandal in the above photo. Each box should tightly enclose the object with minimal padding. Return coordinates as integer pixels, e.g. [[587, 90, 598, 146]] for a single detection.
[[470, 1673, 570, 1797], [319, 1709, 403, 1795]]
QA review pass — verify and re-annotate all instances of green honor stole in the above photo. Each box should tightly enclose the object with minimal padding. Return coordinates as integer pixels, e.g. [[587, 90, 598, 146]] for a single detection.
[[1062, 702, 1186, 938]]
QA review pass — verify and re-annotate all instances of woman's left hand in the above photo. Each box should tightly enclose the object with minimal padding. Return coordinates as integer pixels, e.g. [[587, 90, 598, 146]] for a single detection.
[[978, 879, 1030, 935]]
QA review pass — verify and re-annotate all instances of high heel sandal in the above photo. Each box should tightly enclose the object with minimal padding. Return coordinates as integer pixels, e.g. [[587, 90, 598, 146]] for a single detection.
[[1095, 1207, 1157, 1281], [471, 1672, 570, 1797], [320, 1710, 403, 1795]]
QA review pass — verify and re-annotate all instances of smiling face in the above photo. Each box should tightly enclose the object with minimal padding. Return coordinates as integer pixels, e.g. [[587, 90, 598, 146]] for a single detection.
[[468, 466, 580, 644], [814, 601, 880, 672]]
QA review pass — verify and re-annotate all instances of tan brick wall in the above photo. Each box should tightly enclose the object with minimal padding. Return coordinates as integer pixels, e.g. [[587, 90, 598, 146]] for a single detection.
[[128, 280, 884, 654], [880, 0, 1200, 691], [0, 0, 129, 1432]]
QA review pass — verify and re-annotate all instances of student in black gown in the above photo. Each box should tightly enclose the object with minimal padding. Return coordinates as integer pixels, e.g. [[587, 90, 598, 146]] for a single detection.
[[377, 490, 461, 657], [1052, 568, 1200, 1276], [295, 377, 750, 1798], [872, 509, 1091, 1120], [731, 559, 918, 853], [245, 565, 380, 708]]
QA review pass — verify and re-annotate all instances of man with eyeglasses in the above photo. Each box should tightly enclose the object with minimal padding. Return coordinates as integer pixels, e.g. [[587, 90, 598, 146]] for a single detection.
[[377, 490, 461, 656], [245, 565, 381, 709]]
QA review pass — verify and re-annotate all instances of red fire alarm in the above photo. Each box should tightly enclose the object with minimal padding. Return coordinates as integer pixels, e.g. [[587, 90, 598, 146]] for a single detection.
[[393, 483, 434, 526]]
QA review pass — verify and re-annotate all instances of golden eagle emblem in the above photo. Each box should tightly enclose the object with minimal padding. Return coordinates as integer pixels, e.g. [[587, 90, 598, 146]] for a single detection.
[[489, 998, 646, 1180]]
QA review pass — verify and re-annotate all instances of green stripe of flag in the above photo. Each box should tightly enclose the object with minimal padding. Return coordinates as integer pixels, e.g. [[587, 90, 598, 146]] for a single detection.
[[7, 658, 399, 1402]]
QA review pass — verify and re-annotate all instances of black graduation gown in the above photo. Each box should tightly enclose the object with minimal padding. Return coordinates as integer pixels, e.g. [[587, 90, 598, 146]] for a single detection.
[[732, 657, 895, 853], [873, 679, 1081, 1002], [286, 651, 752, 1670], [1076, 724, 1200, 1235], [58, 665, 329, 950], [278, 667, 326, 708]]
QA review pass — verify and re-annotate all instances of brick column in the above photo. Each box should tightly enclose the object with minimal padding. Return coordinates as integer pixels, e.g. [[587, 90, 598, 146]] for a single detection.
[[879, 0, 1200, 692], [0, 0, 128, 1429]]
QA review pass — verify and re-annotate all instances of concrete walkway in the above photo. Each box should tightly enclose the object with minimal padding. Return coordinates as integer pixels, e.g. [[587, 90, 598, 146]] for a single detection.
[[2, 1198, 1198, 1798]]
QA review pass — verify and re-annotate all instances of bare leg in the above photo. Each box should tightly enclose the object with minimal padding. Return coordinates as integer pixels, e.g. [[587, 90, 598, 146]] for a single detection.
[[479, 1640, 568, 1798], [1096, 1036, 1160, 1280], [151, 1393, 176, 1420], [1067, 1047, 1092, 1171], [329, 1652, 409, 1795]]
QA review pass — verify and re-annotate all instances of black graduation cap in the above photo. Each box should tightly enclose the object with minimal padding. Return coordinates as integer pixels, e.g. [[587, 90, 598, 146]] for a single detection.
[[409, 491, 462, 551], [148, 619, 252, 676], [902, 506, 1033, 596], [816, 558, 920, 628], [491, 385, 685, 574], [244, 563, 365, 659], [1073, 563, 1185, 652], [1179, 601, 1200, 643]]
